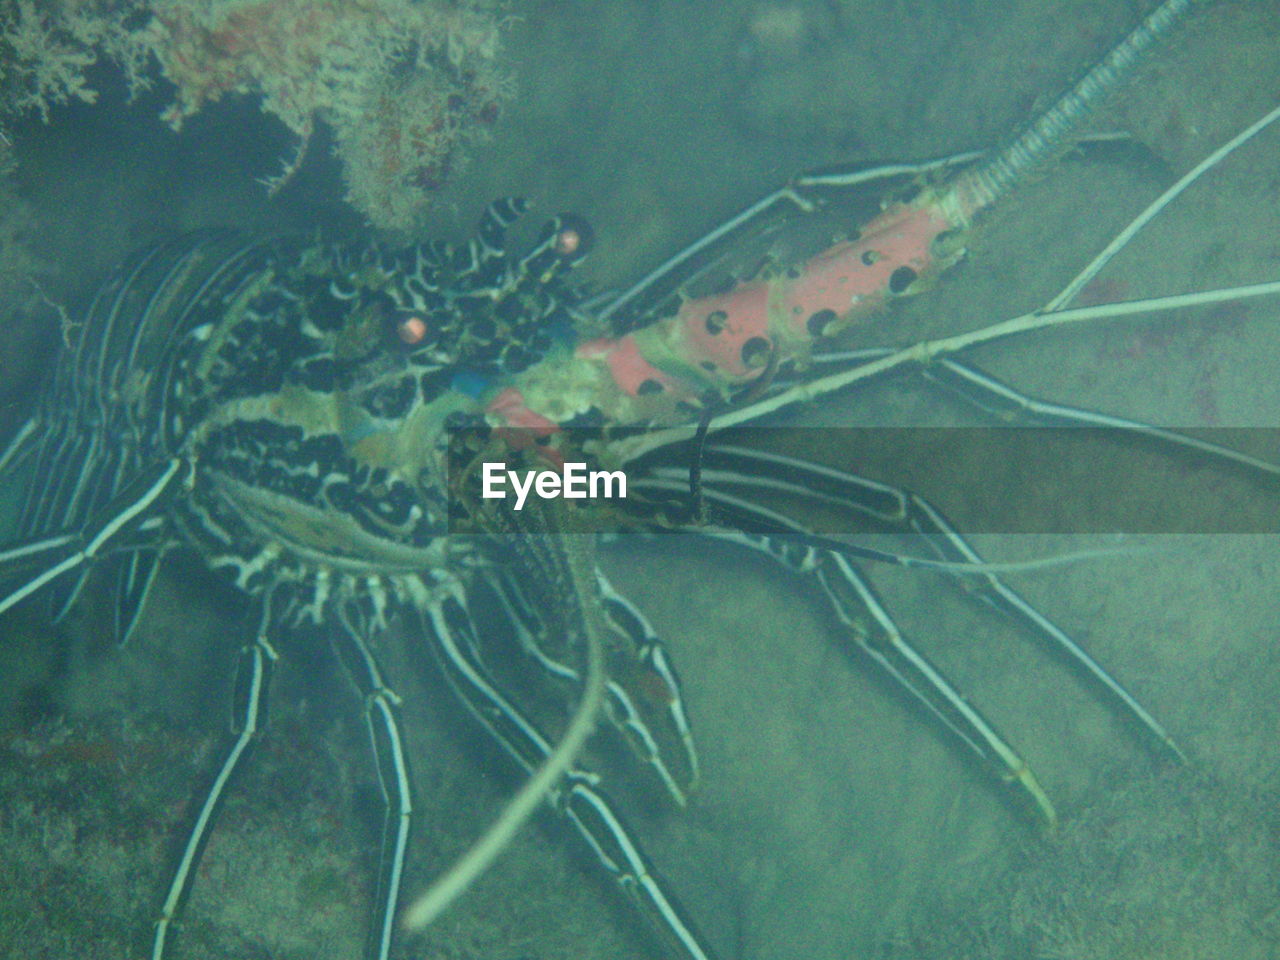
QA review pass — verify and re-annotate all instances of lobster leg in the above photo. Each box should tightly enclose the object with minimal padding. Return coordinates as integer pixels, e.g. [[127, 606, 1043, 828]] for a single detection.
[[110, 546, 169, 648], [0, 456, 183, 618], [423, 586, 719, 960], [646, 493, 1059, 825], [328, 605, 413, 960], [0, 534, 167, 647], [0, 530, 80, 575], [641, 433, 1198, 761], [484, 565, 701, 805], [594, 568, 700, 792], [151, 627, 277, 960], [0, 416, 38, 476]]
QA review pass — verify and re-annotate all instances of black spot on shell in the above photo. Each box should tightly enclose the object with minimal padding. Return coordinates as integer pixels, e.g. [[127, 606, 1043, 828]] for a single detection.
[[637, 379, 664, 395], [889, 266, 918, 294], [740, 336, 772, 368], [806, 308, 837, 337], [495, 297, 524, 323], [325, 482, 358, 512], [705, 310, 727, 335]]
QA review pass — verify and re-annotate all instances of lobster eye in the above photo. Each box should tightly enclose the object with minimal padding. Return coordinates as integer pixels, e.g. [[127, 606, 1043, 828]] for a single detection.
[[397, 314, 428, 345], [552, 214, 594, 264], [555, 226, 583, 257]]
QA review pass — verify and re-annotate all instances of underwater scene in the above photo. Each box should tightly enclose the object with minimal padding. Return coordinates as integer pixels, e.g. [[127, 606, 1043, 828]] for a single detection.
[[1, 1, 1278, 958]]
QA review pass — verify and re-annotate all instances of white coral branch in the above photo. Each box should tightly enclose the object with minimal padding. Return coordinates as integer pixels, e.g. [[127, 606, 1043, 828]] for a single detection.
[[1, 0, 102, 123]]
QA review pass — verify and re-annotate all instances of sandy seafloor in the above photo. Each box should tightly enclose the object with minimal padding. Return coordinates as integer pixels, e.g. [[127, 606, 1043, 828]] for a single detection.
[[1, 1, 1279, 959]]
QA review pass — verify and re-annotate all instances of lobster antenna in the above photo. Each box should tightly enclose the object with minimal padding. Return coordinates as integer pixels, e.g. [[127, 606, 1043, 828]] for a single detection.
[[401, 531, 607, 933], [951, 0, 1204, 219]]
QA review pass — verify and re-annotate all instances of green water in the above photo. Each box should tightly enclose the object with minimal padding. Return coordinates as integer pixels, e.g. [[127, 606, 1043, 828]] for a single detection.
[[0, 1, 1278, 958]]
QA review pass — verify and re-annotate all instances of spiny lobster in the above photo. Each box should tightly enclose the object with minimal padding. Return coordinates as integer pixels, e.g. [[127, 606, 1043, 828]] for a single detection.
[[2, 1, 1279, 958]]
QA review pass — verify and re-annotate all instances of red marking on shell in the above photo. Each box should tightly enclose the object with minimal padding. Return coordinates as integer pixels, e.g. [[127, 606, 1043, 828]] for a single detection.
[[673, 282, 772, 381], [486, 387, 562, 435], [486, 389, 566, 470], [578, 335, 685, 398], [780, 201, 954, 336]]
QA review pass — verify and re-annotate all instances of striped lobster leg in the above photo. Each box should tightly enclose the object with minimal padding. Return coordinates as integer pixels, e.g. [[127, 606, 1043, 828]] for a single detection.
[[643, 485, 1059, 825], [327, 605, 414, 960], [0, 456, 183, 620], [484, 565, 701, 805], [796, 346, 1280, 482], [0, 231, 272, 642], [151, 620, 278, 960], [147, 592, 415, 960], [0, 417, 38, 477], [626, 430, 1211, 824], [637, 333, 1280, 770], [423, 583, 718, 960], [110, 545, 171, 648]]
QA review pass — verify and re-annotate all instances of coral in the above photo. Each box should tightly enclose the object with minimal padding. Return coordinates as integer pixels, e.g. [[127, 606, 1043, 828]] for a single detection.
[[332, 33, 510, 234], [146, 0, 511, 230], [0, 0, 511, 230], [0, 0, 151, 130], [1, 0, 104, 126]]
